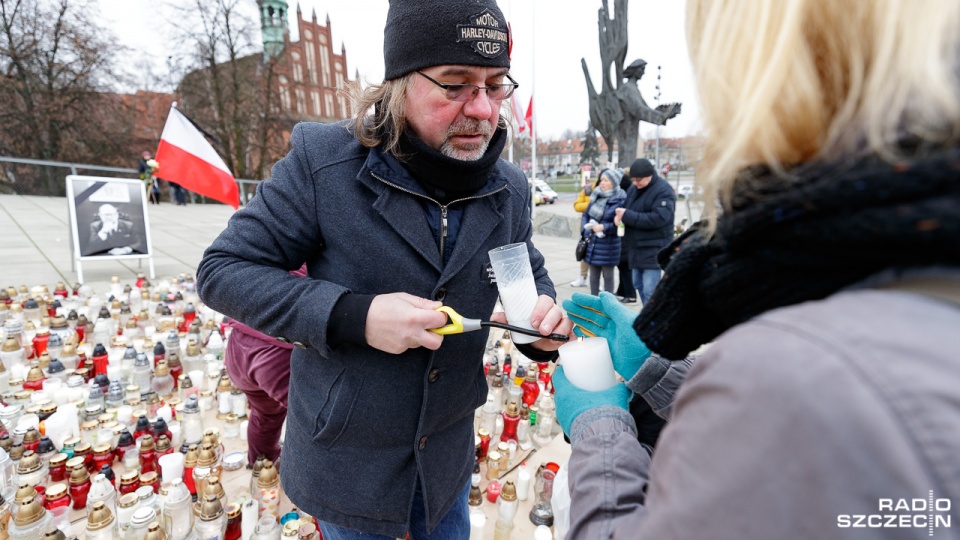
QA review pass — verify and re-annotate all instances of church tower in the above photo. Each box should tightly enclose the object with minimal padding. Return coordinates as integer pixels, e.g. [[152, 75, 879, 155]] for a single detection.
[[259, 0, 289, 61]]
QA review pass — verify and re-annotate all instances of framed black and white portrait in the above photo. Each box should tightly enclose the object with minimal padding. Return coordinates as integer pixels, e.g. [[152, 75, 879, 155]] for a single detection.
[[66, 176, 154, 281]]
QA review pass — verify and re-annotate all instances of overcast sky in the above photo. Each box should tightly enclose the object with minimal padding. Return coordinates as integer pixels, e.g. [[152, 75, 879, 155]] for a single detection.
[[97, 0, 700, 141]]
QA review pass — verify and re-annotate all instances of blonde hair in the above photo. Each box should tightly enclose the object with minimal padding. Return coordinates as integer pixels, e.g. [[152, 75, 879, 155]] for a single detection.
[[686, 0, 960, 229], [341, 75, 415, 155], [341, 74, 513, 157]]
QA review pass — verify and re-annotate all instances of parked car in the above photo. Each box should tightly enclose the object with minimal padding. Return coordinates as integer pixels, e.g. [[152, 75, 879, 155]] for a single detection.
[[533, 180, 558, 205]]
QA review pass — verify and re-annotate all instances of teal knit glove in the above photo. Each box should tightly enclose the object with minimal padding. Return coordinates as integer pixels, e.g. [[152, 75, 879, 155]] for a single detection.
[[562, 291, 652, 380], [552, 366, 632, 437]]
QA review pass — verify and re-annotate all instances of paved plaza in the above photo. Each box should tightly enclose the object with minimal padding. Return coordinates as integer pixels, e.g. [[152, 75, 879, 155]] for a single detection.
[[0, 192, 609, 310]]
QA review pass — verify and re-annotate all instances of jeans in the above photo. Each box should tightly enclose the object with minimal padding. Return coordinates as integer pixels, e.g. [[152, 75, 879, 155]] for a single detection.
[[317, 480, 471, 539], [632, 268, 662, 305]]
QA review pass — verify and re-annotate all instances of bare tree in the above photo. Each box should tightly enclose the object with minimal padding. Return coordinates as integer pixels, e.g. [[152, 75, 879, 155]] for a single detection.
[[171, 0, 286, 180], [0, 0, 131, 192]]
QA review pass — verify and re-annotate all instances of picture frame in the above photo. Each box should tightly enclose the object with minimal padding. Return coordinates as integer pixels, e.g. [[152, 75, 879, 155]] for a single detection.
[[65, 175, 155, 282]]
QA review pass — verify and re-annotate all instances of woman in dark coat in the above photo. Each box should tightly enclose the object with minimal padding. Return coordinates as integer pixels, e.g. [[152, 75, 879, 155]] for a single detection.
[[581, 168, 626, 295]]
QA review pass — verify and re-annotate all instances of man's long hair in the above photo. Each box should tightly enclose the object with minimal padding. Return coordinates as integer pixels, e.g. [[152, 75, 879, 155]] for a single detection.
[[342, 75, 415, 157]]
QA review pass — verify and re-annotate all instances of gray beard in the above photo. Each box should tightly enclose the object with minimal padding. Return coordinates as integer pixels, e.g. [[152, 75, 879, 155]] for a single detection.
[[440, 118, 494, 161]]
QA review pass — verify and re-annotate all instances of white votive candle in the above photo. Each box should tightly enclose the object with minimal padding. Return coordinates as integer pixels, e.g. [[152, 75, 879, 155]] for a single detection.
[[558, 337, 618, 391]]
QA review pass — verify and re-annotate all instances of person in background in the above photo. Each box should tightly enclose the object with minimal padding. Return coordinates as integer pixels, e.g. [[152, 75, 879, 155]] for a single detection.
[[614, 158, 676, 306], [613, 167, 636, 303], [557, 0, 960, 536], [570, 173, 598, 287], [138, 150, 161, 205], [196, 0, 570, 537], [580, 168, 626, 296], [224, 265, 307, 466], [169, 181, 188, 206]]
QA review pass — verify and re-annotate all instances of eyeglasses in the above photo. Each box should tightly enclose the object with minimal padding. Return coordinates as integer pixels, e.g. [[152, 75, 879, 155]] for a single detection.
[[416, 71, 519, 102]]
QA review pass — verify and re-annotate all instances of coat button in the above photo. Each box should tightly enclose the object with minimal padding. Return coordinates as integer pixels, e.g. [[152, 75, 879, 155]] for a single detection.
[[418, 436, 427, 450], [434, 287, 447, 301], [293, 342, 307, 349], [275, 337, 289, 343], [428, 369, 439, 383]]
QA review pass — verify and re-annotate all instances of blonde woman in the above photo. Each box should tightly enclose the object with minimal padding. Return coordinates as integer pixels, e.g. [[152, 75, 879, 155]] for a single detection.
[[556, 0, 960, 537]]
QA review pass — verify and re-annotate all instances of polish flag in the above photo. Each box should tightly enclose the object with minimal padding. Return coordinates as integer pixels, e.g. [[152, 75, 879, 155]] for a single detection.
[[511, 93, 526, 134], [154, 105, 239, 209], [524, 96, 534, 136]]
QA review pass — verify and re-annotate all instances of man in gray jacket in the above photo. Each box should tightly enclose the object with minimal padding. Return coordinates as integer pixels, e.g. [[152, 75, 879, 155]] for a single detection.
[[196, 0, 570, 537]]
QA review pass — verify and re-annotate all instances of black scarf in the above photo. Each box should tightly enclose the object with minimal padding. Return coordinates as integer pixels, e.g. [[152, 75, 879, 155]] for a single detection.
[[634, 147, 960, 360], [396, 125, 508, 204]]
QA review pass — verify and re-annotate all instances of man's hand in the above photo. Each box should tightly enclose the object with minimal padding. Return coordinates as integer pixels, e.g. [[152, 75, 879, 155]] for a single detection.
[[614, 207, 626, 226], [365, 293, 448, 354], [490, 294, 573, 352], [107, 246, 133, 256]]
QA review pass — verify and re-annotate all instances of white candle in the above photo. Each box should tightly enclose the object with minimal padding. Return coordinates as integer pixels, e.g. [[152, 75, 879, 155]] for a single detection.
[[469, 512, 486, 540], [516, 462, 531, 501], [558, 337, 618, 391]]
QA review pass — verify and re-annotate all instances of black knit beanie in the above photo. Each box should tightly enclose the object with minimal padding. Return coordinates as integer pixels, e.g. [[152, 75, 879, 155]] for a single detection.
[[629, 158, 656, 179], [383, 0, 511, 80]]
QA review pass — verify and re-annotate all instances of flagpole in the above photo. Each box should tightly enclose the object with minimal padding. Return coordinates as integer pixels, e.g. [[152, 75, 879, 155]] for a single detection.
[[529, 0, 537, 218]]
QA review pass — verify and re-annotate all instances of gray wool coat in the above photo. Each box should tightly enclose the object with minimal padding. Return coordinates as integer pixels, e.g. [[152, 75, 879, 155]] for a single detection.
[[196, 121, 556, 537]]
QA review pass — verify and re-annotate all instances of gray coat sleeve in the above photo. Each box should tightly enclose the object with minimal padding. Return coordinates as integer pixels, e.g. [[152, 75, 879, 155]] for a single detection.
[[196, 124, 349, 351], [627, 354, 695, 420], [567, 314, 941, 538]]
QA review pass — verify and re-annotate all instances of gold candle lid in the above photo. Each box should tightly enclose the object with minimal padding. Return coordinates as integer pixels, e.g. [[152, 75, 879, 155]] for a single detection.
[[225, 503, 241, 519], [69, 463, 90, 484], [120, 471, 140, 484], [199, 494, 223, 520], [22, 428, 40, 444], [140, 471, 158, 485], [156, 435, 171, 452], [65, 456, 85, 471], [119, 492, 139, 508], [14, 484, 36, 503], [139, 434, 155, 452], [13, 495, 45, 526], [2, 338, 20, 352], [8, 442, 24, 461], [74, 441, 92, 455], [203, 475, 225, 500], [62, 343, 77, 356], [186, 341, 200, 356], [144, 521, 167, 540], [155, 360, 170, 377], [500, 480, 517, 502], [49, 453, 68, 467], [16, 450, 41, 473], [468, 485, 483, 506], [197, 443, 217, 467], [184, 445, 200, 467], [80, 419, 99, 431], [93, 443, 112, 455], [39, 402, 57, 415], [50, 316, 68, 329], [86, 501, 115, 531], [257, 460, 279, 488], [62, 436, 81, 448], [45, 483, 67, 499]]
